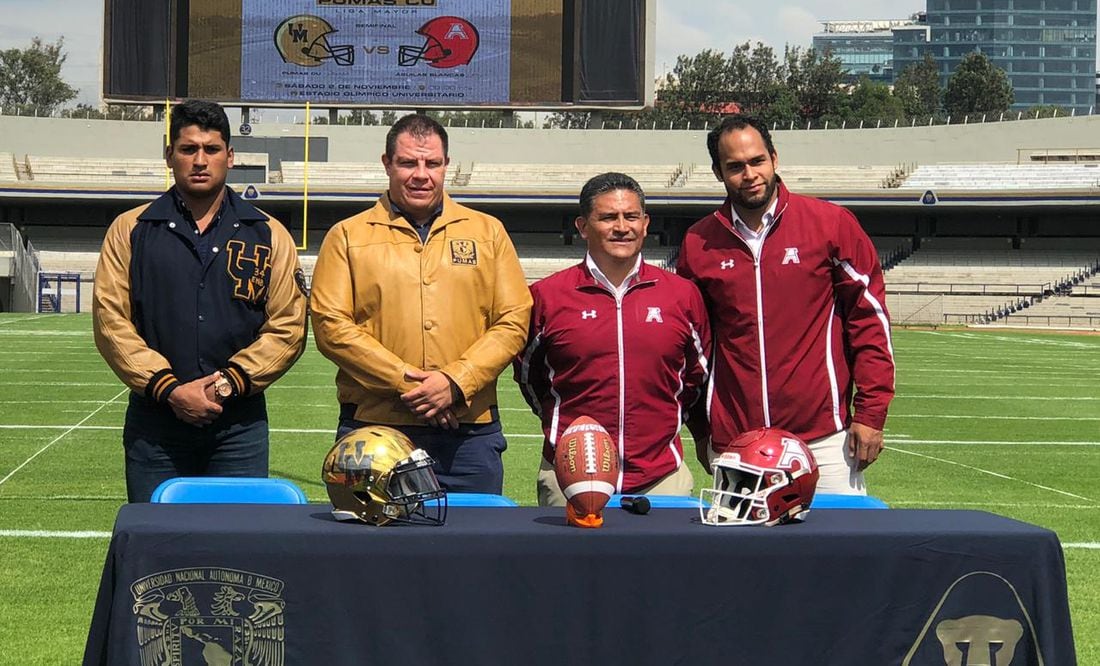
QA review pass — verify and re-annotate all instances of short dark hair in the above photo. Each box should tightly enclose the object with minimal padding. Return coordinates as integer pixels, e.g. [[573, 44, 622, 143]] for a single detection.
[[578, 172, 646, 218], [706, 114, 776, 171], [386, 113, 449, 159], [170, 99, 231, 146]]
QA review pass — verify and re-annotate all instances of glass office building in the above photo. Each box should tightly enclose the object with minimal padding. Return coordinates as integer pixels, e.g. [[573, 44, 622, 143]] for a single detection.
[[814, 21, 917, 83], [892, 18, 935, 78], [926, 0, 1097, 112]]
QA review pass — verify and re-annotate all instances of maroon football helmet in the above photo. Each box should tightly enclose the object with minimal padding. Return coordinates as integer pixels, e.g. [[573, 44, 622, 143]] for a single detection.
[[399, 16, 480, 68], [700, 427, 819, 526]]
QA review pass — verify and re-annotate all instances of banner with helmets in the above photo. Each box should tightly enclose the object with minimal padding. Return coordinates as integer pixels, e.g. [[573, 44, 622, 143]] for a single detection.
[[241, 0, 510, 104]]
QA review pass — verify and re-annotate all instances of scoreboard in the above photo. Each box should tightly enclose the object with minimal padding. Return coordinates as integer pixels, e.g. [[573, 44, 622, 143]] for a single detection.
[[103, 0, 655, 108]]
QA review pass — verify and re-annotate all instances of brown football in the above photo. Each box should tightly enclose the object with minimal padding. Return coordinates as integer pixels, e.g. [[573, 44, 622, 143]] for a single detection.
[[554, 416, 618, 519]]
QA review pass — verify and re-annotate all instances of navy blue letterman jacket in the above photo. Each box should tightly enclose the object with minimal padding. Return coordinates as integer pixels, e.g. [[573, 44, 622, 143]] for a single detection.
[[93, 186, 307, 406]]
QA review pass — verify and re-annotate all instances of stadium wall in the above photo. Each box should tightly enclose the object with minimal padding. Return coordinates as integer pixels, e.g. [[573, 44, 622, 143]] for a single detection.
[[4, 114, 1100, 165]]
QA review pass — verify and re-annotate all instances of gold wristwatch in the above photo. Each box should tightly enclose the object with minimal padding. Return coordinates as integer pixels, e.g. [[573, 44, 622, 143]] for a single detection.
[[213, 371, 234, 401]]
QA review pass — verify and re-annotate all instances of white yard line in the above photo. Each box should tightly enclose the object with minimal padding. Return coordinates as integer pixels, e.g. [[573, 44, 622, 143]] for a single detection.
[[899, 380, 1100, 388], [899, 395, 1099, 401], [0, 530, 112, 538], [0, 389, 128, 487], [888, 446, 1095, 502], [0, 382, 125, 387], [889, 438, 1099, 446], [892, 414, 1100, 421], [911, 330, 1099, 346], [0, 425, 1095, 450], [0, 330, 89, 336], [6, 398, 1100, 408], [0, 424, 550, 437], [0, 425, 123, 431], [0, 315, 51, 327], [889, 500, 1098, 509]]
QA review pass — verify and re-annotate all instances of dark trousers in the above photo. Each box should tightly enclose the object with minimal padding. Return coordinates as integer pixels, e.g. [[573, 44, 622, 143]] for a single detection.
[[337, 409, 507, 494], [123, 394, 270, 502]]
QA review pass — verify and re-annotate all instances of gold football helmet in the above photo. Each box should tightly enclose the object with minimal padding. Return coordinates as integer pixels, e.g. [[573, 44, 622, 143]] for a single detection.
[[274, 15, 354, 67], [322, 426, 446, 526]]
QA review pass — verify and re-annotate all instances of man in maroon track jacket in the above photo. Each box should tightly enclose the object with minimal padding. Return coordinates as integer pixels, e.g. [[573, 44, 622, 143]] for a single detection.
[[515, 173, 712, 506], [677, 114, 895, 495]]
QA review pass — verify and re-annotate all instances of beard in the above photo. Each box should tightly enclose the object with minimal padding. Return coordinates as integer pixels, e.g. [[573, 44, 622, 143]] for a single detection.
[[727, 175, 778, 211]]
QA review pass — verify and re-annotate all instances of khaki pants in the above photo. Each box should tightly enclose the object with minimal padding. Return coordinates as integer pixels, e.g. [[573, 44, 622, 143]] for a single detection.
[[807, 430, 866, 495], [536, 457, 695, 507]]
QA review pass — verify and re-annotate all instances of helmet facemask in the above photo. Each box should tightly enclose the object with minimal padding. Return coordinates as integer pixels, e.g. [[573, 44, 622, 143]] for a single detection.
[[700, 450, 814, 527], [304, 36, 354, 66], [380, 448, 447, 526], [701, 455, 776, 525], [324, 427, 446, 526]]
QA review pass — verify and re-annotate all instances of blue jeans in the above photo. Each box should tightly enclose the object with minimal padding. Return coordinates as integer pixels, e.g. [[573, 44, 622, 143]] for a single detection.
[[123, 393, 270, 502], [337, 411, 507, 494]]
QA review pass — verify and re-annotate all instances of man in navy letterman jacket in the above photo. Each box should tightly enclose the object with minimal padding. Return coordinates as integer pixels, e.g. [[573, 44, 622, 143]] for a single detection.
[[93, 100, 307, 502], [515, 173, 712, 506], [677, 114, 895, 495]]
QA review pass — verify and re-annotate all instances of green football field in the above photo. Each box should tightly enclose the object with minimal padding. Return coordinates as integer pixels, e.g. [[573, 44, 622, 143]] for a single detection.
[[0, 313, 1097, 664]]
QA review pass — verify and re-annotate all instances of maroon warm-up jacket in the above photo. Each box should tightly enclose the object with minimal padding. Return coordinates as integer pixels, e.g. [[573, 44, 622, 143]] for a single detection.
[[515, 260, 711, 492], [677, 181, 895, 448]]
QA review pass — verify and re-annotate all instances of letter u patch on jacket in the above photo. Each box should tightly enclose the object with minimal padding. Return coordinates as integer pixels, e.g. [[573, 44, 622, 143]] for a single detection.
[[226, 240, 273, 304], [450, 239, 478, 266]]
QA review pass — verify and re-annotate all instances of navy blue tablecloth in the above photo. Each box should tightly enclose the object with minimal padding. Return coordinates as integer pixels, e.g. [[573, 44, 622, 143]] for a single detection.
[[83, 505, 1076, 665]]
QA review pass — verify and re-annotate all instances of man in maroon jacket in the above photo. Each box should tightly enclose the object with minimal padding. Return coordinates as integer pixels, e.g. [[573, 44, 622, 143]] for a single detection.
[[677, 114, 895, 495], [515, 173, 712, 506]]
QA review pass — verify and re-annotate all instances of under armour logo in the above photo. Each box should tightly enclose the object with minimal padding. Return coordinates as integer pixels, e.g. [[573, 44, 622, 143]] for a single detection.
[[645, 307, 663, 323], [720, 259, 735, 270], [581, 310, 597, 319], [782, 247, 800, 265]]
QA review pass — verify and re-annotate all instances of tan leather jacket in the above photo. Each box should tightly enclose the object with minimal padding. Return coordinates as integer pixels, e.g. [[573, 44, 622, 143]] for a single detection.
[[310, 193, 532, 425]]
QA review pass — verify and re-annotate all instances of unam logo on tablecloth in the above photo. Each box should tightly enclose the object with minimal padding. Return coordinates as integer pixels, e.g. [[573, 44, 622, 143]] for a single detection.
[[130, 567, 286, 666], [903, 571, 1044, 666]]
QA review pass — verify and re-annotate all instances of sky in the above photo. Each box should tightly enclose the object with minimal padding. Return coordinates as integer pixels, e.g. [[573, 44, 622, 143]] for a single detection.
[[0, 0, 951, 107]]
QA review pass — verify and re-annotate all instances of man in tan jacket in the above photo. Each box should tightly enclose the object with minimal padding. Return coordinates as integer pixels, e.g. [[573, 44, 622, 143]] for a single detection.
[[93, 100, 307, 502], [310, 113, 531, 494]]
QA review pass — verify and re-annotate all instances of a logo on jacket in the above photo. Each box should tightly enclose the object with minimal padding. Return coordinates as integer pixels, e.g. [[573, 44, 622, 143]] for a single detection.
[[782, 247, 800, 265], [450, 239, 477, 266], [720, 259, 735, 270], [581, 310, 597, 320], [226, 240, 272, 304], [645, 307, 663, 323]]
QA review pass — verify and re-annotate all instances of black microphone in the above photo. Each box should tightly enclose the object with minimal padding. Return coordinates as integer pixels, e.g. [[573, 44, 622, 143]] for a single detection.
[[620, 495, 651, 515]]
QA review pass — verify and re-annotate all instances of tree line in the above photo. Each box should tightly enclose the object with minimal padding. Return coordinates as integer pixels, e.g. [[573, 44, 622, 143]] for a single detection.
[[0, 37, 1055, 127], [546, 43, 1022, 129]]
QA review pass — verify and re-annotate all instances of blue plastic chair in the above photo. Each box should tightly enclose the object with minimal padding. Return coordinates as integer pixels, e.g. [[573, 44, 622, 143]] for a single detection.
[[810, 493, 889, 509], [445, 492, 519, 507], [609, 493, 704, 509], [150, 477, 308, 504]]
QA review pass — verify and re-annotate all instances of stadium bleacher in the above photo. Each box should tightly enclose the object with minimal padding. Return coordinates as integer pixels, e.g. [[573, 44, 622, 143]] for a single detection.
[[1003, 294, 1100, 326], [279, 160, 390, 186], [871, 236, 914, 269], [681, 163, 906, 191], [25, 156, 166, 184], [2, 154, 915, 193], [22, 226, 106, 253], [883, 241, 1100, 324], [457, 163, 681, 190], [898, 163, 1100, 190], [0, 152, 18, 181]]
